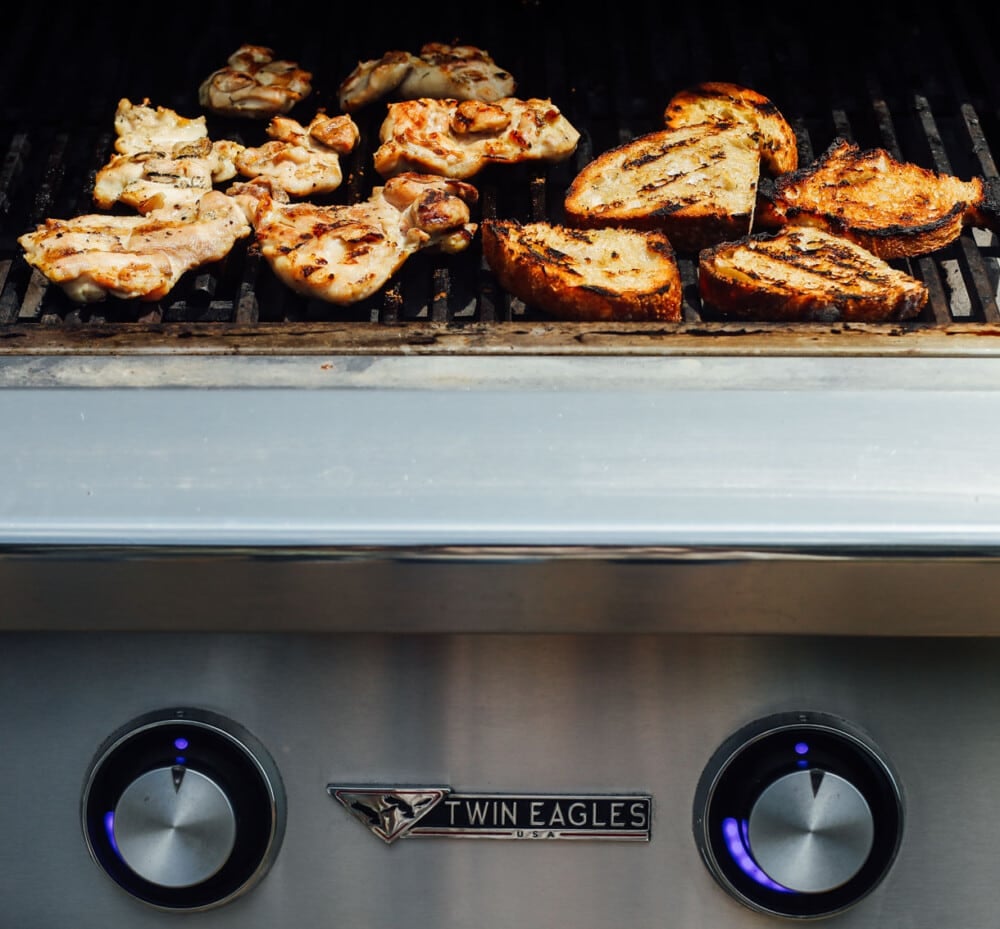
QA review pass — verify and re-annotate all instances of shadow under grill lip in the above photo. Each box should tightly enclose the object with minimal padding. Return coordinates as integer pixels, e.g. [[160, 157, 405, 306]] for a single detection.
[[2, 1, 1000, 355]]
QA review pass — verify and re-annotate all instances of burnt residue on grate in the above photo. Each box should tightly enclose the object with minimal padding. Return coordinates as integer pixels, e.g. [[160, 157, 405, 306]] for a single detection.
[[2, 1, 1000, 345]]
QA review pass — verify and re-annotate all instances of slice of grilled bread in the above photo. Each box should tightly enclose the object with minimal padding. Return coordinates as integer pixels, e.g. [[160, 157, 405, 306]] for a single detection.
[[563, 120, 760, 253], [663, 81, 798, 176], [756, 138, 1000, 259], [482, 219, 683, 321], [698, 226, 929, 322]]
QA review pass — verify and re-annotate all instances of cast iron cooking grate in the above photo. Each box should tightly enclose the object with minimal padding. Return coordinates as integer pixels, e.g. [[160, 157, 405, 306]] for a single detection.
[[2, 1, 1000, 349]]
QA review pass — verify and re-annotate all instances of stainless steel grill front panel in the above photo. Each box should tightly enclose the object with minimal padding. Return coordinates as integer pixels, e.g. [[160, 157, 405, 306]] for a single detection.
[[1, 632, 993, 929]]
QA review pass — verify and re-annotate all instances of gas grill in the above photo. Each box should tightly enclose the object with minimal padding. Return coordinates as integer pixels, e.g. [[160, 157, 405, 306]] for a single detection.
[[5, 4, 1000, 928]]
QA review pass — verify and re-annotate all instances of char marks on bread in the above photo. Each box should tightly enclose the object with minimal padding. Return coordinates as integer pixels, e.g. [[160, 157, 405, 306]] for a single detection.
[[663, 81, 798, 176], [756, 138, 1000, 259], [563, 119, 761, 253], [482, 220, 683, 322], [698, 226, 929, 322]]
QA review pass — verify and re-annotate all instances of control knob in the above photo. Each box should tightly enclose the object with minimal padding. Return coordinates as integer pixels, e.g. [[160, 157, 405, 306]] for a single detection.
[[82, 708, 285, 911], [693, 711, 903, 919]]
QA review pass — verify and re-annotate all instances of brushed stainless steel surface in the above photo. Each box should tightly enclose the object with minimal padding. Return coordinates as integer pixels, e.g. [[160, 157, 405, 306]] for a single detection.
[[5, 547, 1000, 635], [114, 768, 236, 888], [1, 631, 998, 928], [748, 771, 873, 894], [3, 355, 1000, 549]]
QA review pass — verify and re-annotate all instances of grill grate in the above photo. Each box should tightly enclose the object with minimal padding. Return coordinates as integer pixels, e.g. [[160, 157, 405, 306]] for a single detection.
[[3, 2, 1000, 351]]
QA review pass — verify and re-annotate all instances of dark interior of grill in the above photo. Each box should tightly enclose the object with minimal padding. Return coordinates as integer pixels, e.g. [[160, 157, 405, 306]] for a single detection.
[[3, 1, 1000, 350]]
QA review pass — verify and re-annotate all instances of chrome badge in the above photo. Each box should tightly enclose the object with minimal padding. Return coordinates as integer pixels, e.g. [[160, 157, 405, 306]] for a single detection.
[[329, 786, 651, 843]]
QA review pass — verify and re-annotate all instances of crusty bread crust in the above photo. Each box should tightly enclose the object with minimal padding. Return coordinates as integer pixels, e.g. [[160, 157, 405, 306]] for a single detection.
[[698, 226, 928, 322], [563, 120, 760, 253], [756, 138, 992, 259], [663, 81, 798, 176], [482, 219, 683, 321]]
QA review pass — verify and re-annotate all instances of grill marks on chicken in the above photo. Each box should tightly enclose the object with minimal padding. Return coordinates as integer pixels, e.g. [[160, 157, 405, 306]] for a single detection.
[[757, 138, 1000, 259], [338, 43, 516, 113], [94, 136, 244, 213], [94, 99, 244, 213], [112, 98, 209, 155], [374, 97, 580, 179], [20, 99, 253, 303], [234, 113, 360, 197], [199, 44, 312, 119], [229, 173, 478, 305], [17, 192, 252, 303]]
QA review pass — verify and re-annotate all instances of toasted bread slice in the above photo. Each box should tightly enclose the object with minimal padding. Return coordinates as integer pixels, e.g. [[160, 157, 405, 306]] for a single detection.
[[482, 219, 683, 321], [564, 120, 760, 253], [663, 81, 798, 175], [698, 226, 929, 322], [756, 138, 1000, 259]]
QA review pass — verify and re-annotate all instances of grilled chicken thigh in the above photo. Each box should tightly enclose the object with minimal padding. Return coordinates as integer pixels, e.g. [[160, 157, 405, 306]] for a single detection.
[[18, 191, 251, 303], [374, 97, 580, 179], [95, 99, 243, 212], [199, 44, 312, 118], [338, 43, 515, 113], [112, 97, 209, 154], [94, 137, 243, 213], [234, 112, 360, 197], [229, 173, 478, 304]]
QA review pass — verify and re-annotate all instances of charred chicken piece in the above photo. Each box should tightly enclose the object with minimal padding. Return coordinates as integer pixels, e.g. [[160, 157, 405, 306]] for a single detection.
[[373, 97, 580, 179], [18, 191, 252, 304], [199, 44, 312, 119], [756, 138, 1000, 259], [338, 43, 516, 113], [698, 226, 929, 322], [228, 173, 478, 305], [234, 112, 360, 197]]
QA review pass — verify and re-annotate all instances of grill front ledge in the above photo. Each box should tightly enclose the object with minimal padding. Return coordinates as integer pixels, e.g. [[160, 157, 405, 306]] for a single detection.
[[3, 319, 1000, 356]]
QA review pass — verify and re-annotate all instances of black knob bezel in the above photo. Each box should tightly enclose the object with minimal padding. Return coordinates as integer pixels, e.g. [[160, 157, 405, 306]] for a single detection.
[[82, 708, 286, 911], [693, 711, 903, 920]]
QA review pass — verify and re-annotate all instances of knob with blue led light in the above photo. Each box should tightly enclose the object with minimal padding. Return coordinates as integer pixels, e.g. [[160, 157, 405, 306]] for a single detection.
[[82, 708, 285, 911], [693, 712, 903, 919]]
